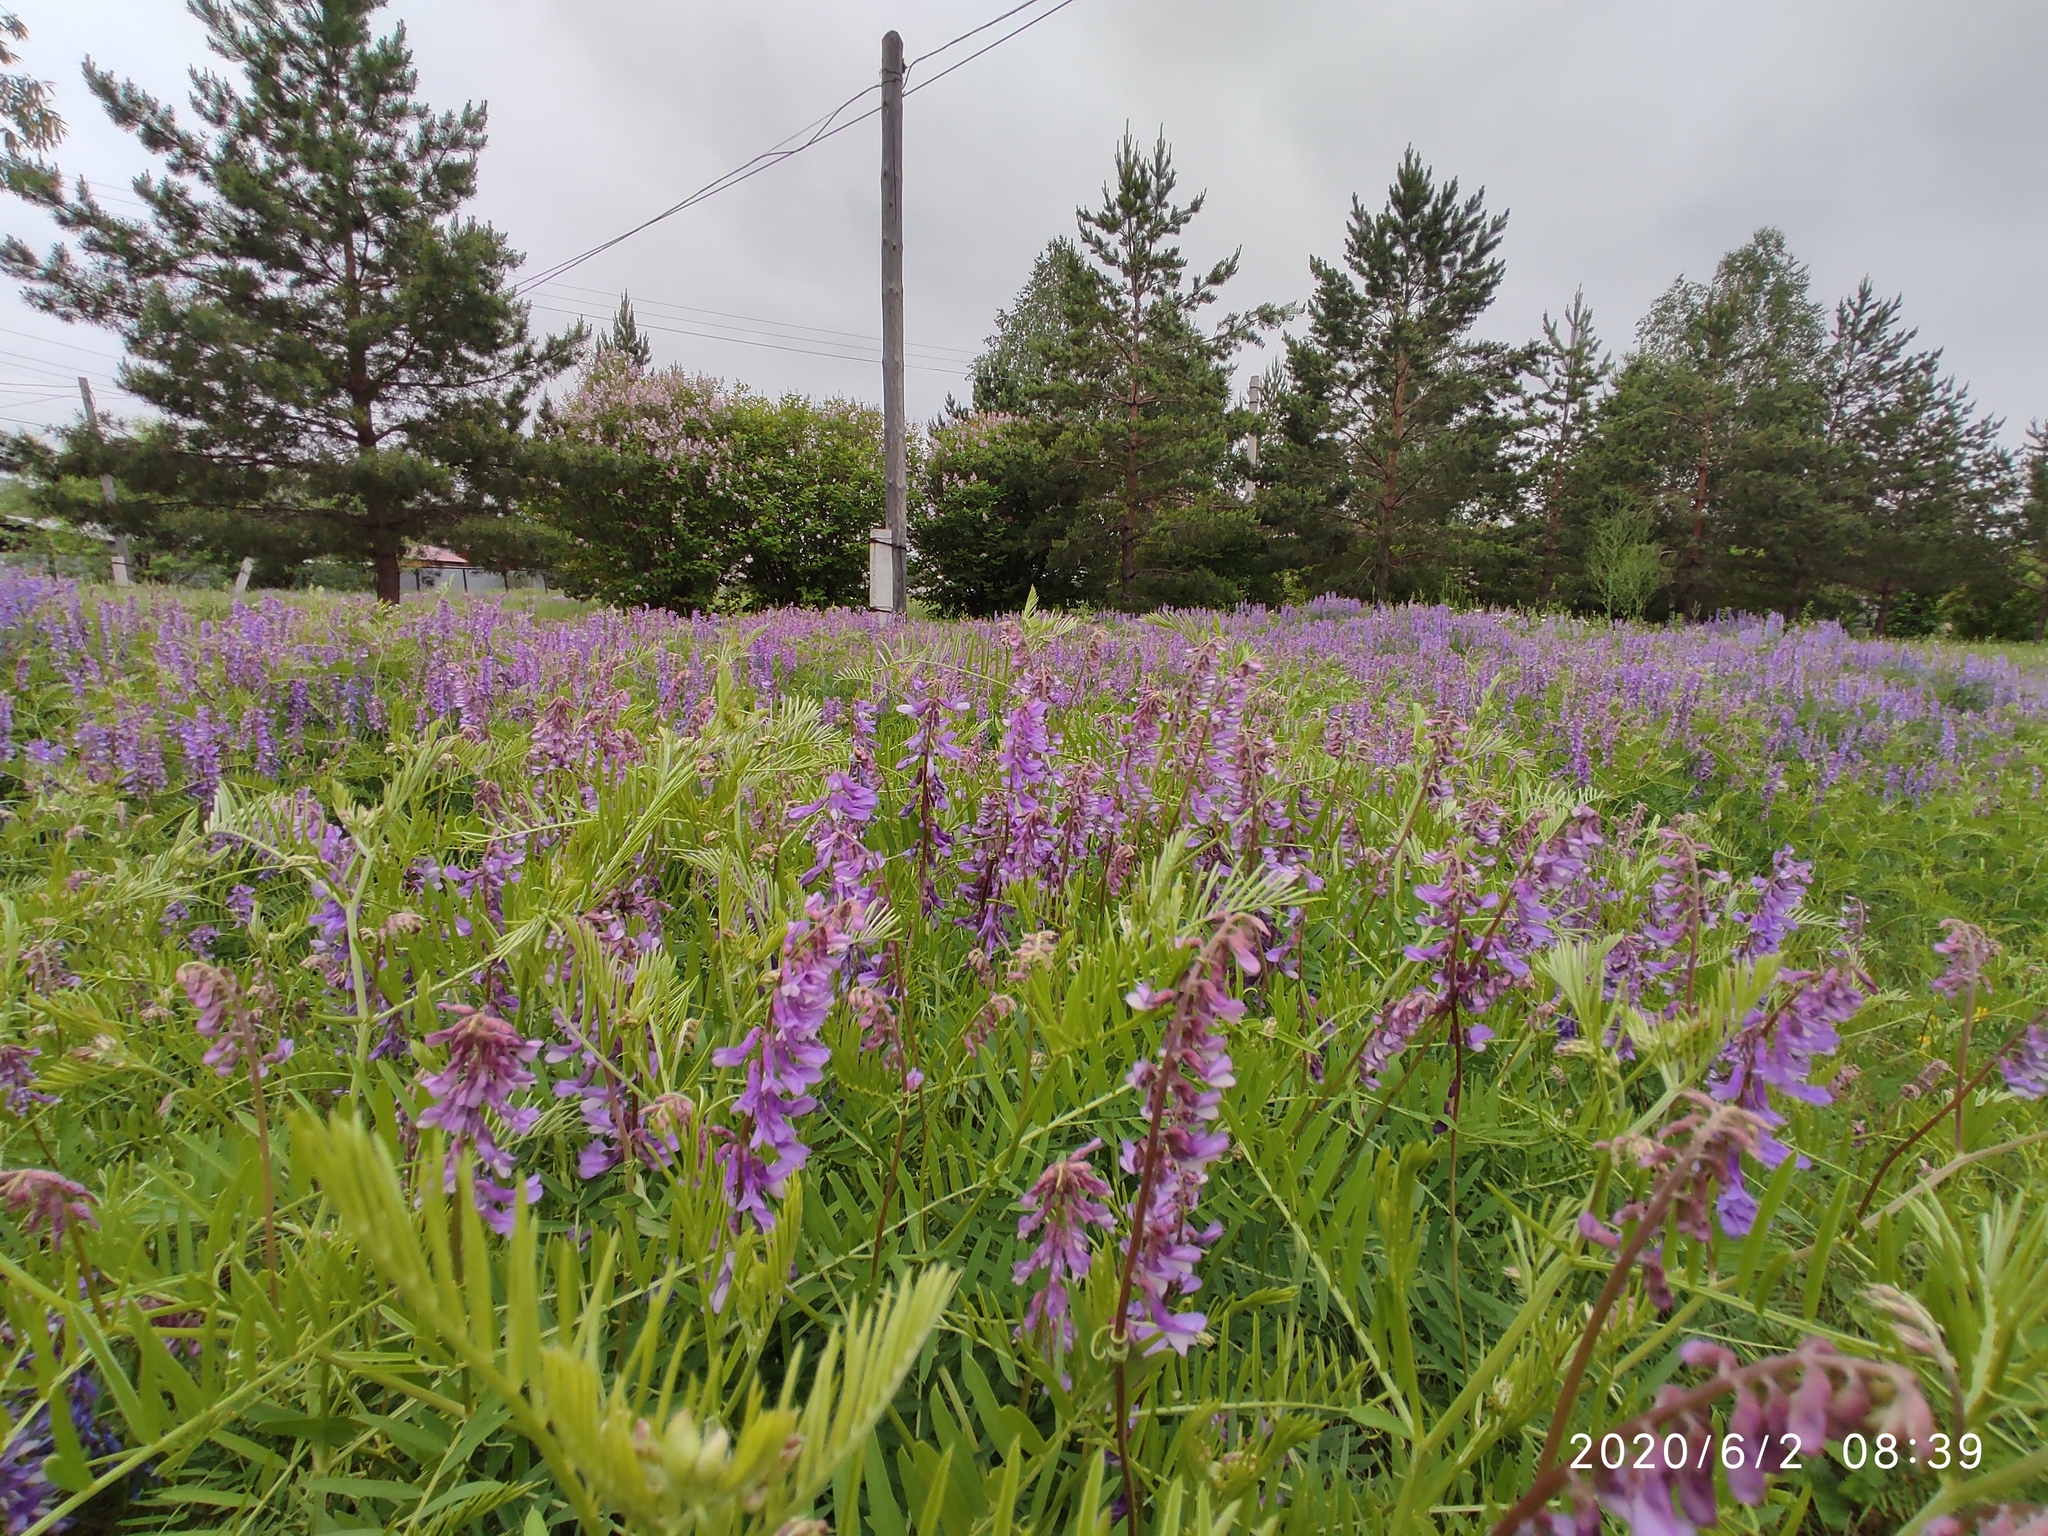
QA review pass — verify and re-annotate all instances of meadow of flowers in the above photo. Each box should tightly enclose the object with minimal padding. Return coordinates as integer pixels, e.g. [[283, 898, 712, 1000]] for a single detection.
[[1, 577, 2045, 1536]]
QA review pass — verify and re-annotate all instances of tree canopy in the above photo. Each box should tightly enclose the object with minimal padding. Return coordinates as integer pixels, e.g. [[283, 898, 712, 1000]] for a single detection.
[[1, 0, 578, 601]]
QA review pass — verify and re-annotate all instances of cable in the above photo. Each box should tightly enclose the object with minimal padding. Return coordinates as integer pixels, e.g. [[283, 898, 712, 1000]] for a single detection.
[[905, 0, 1079, 97], [904, 0, 1050, 68], [538, 281, 978, 363], [0, 325, 126, 362], [513, 0, 1081, 293], [512, 83, 884, 295], [529, 302, 965, 375]]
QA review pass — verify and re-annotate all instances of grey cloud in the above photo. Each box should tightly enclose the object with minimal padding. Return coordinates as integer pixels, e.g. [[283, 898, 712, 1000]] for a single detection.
[[4, 0, 2041, 438]]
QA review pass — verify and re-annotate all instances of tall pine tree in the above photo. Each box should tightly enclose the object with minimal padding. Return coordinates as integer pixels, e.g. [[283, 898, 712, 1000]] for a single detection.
[[1585, 229, 1826, 616], [918, 137, 1276, 611], [1272, 148, 1524, 600], [597, 292, 653, 369], [2019, 423, 2048, 644], [1819, 280, 2011, 635], [2, 0, 578, 602], [1053, 132, 1276, 607], [1517, 289, 1609, 603]]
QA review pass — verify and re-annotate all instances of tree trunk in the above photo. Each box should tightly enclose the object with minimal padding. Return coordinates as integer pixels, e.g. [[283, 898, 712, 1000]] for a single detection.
[[1680, 430, 1712, 618], [1119, 280, 1143, 608], [373, 548, 402, 604], [1375, 358, 1408, 601], [1538, 460, 1565, 602], [1873, 578, 1895, 638]]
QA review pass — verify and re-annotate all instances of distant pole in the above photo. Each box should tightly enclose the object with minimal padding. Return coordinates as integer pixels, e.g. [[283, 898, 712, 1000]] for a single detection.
[[879, 28, 908, 615], [231, 556, 255, 597], [76, 377, 132, 587]]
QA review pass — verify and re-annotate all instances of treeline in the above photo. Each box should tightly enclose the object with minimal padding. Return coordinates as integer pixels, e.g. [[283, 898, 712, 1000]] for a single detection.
[[916, 136, 2048, 639], [3, 0, 2043, 634]]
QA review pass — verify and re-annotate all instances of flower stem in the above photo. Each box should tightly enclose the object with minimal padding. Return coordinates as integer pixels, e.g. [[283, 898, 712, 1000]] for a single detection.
[[1955, 977, 1976, 1154], [235, 1008, 281, 1305], [1854, 1013, 2037, 1222], [1535, 1151, 1688, 1478]]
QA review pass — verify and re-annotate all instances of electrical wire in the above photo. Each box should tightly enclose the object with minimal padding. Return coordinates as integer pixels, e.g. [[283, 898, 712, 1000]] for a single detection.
[[513, 0, 1081, 293], [529, 301, 965, 375], [537, 281, 977, 363], [0, 325, 126, 362], [905, 0, 1079, 97]]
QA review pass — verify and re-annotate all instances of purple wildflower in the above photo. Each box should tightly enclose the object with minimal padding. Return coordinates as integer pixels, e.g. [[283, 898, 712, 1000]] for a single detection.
[[792, 756, 883, 906], [177, 961, 294, 1080], [1406, 847, 1532, 1026], [547, 1035, 681, 1180], [1357, 987, 1438, 1089], [1015, 1138, 1116, 1356], [0, 1045, 55, 1114], [1931, 918, 1999, 999], [960, 683, 1057, 944], [0, 1373, 122, 1535], [1999, 1027, 2048, 1100], [1708, 968, 1862, 1234], [225, 883, 257, 928], [0, 1169, 96, 1241], [1116, 914, 1261, 1356], [20, 941, 78, 995], [711, 897, 858, 1229], [417, 1003, 543, 1234], [1735, 847, 1812, 959], [896, 669, 968, 907], [849, 970, 919, 1091]]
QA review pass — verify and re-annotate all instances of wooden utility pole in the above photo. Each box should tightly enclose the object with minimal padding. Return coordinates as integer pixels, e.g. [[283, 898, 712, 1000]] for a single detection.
[[76, 378, 132, 587], [878, 28, 909, 615]]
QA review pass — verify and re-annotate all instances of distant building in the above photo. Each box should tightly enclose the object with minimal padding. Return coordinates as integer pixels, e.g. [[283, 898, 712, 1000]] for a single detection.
[[401, 544, 549, 596]]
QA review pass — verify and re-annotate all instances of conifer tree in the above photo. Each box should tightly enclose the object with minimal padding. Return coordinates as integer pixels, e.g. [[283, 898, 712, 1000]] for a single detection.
[[1, 0, 580, 602], [1518, 290, 1609, 602], [1819, 280, 2011, 635], [598, 292, 653, 369], [1586, 229, 1826, 616], [0, 11, 61, 171], [918, 138, 1276, 612], [2019, 423, 2048, 644], [1047, 132, 1277, 607], [1274, 149, 1524, 600]]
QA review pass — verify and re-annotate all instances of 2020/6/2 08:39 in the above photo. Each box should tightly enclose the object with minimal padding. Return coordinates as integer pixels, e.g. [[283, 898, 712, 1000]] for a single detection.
[[1569, 1430, 1983, 1473]]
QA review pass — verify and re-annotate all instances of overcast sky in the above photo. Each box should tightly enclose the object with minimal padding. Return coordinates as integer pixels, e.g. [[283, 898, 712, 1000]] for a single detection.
[[7, 0, 2045, 444]]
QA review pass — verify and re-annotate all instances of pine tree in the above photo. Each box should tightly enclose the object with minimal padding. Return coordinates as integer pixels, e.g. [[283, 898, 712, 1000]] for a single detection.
[[966, 238, 1093, 414], [2019, 423, 2048, 644], [1273, 148, 1524, 601], [1587, 229, 1826, 616], [0, 11, 61, 170], [1819, 280, 2011, 635], [598, 292, 653, 369], [1, 0, 579, 603], [1519, 290, 1609, 602], [1049, 132, 1277, 608]]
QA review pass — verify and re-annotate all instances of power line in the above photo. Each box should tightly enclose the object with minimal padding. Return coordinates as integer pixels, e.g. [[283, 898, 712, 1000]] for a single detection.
[[903, 0, 1080, 97], [513, 0, 1081, 294], [0, 348, 132, 389], [0, 325, 126, 363], [529, 301, 965, 375], [903, 0, 1052, 67], [539, 281, 978, 363]]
